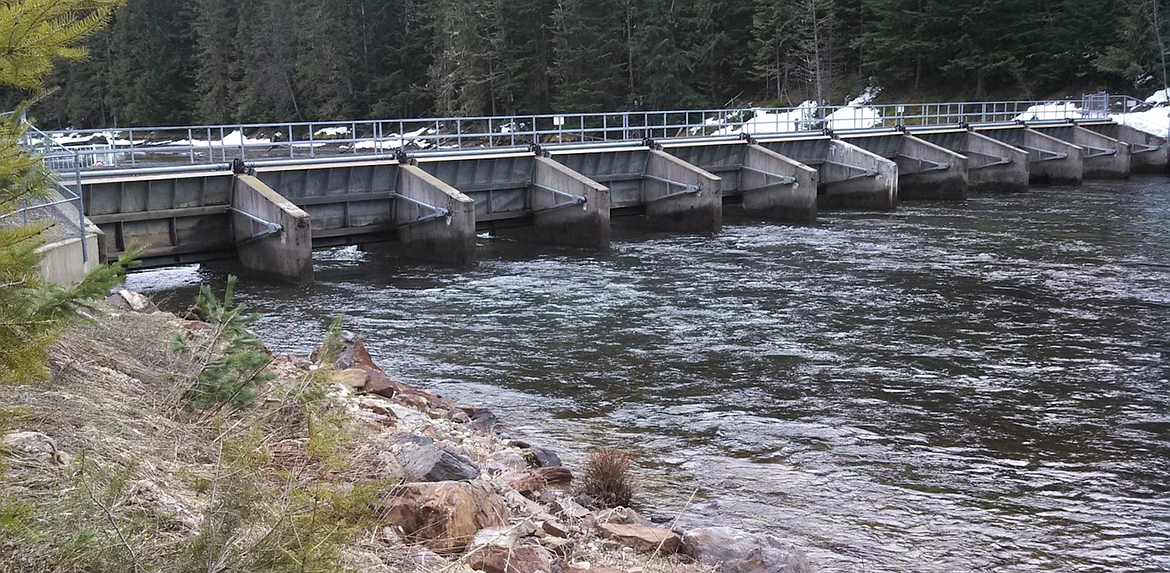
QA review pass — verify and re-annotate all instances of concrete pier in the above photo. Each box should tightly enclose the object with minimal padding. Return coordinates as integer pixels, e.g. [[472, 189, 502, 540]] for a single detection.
[[529, 156, 610, 248], [1082, 122, 1169, 173], [758, 137, 898, 210], [644, 149, 722, 232], [915, 130, 1030, 193], [1030, 124, 1130, 179], [396, 165, 477, 265], [741, 144, 818, 220], [976, 126, 1083, 185], [231, 174, 314, 282], [843, 133, 969, 200], [663, 141, 817, 221]]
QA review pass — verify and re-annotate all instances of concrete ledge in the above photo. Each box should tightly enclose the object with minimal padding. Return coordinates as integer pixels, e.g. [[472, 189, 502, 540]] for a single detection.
[[1084, 123, 1168, 173], [396, 164, 477, 265], [977, 127, 1083, 185], [1032, 125, 1130, 179], [643, 150, 722, 232], [232, 175, 314, 283], [821, 140, 898, 210], [527, 156, 610, 248], [741, 144, 817, 220], [963, 132, 1030, 193]]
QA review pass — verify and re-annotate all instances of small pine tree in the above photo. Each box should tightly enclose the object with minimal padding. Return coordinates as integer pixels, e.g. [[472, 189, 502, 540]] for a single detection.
[[0, 0, 130, 384]]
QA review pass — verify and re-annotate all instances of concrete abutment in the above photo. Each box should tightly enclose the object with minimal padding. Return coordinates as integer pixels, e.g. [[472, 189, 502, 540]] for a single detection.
[[231, 174, 314, 282], [643, 149, 722, 232], [395, 165, 477, 265]]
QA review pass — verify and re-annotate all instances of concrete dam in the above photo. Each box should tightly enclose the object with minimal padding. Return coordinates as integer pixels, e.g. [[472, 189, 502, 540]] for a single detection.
[[19, 104, 1169, 283]]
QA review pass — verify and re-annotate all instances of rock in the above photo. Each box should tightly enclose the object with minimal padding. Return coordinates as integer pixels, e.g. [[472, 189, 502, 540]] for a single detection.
[[463, 406, 499, 432], [397, 435, 480, 482], [529, 445, 561, 467], [551, 497, 591, 521], [540, 518, 571, 538], [378, 481, 509, 553], [681, 526, 811, 573], [332, 333, 379, 370], [116, 289, 157, 312], [596, 523, 682, 555], [503, 489, 545, 517], [511, 466, 573, 496], [1, 431, 56, 463], [469, 525, 519, 552], [487, 450, 529, 476], [354, 365, 395, 396], [127, 479, 200, 530], [540, 535, 574, 557], [359, 396, 396, 418], [467, 545, 553, 573], [331, 368, 370, 390], [565, 566, 626, 573], [447, 409, 472, 424], [594, 507, 653, 527], [395, 393, 430, 411]]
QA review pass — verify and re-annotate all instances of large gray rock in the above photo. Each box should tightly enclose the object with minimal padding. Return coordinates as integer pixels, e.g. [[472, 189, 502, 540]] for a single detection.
[[682, 526, 811, 573], [397, 435, 480, 482]]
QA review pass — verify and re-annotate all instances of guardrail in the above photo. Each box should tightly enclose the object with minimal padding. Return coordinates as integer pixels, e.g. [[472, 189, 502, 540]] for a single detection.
[[3, 122, 89, 262], [24, 97, 1128, 174]]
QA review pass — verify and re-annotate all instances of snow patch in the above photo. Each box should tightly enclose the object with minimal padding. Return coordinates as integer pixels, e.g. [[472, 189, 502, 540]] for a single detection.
[[313, 126, 350, 138], [707, 87, 883, 136], [1145, 89, 1170, 104], [1012, 102, 1084, 121], [1110, 89, 1170, 137]]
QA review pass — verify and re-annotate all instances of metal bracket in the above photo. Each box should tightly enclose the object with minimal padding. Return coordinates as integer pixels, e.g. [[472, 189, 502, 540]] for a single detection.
[[741, 165, 797, 187], [642, 137, 659, 150], [391, 192, 450, 225], [643, 174, 701, 203], [1080, 144, 1117, 158], [230, 208, 283, 243], [1129, 143, 1162, 154], [963, 150, 1013, 169], [822, 160, 879, 180], [394, 149, 415, 165], [530, 183, 588, 213], [896, 154, 950, 174], [1022, 146, 1068, 162]]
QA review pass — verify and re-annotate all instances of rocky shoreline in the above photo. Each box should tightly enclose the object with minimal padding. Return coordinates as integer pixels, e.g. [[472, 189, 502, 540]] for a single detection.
[[1, 291, 812, 573], [318, 329, 812, 573]]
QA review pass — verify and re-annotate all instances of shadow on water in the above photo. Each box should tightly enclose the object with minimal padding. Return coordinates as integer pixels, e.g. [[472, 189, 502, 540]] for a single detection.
[[129, 176, 1170, 573]]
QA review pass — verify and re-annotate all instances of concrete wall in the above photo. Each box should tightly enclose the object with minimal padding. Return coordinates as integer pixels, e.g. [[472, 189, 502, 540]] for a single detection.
[[963, 132, 1030, 193], [893, 135, 968, 200], [1033, 125, 1130, 179], [528, 156, 611, 248], [1084, 123, 1168, 173], [643, 149, 722, 232], [821, 140, 898, 210], [740, 144, 818, 220], [35, 233, 100, 286], [231, 175, 314, 283], [396, 164, 477, 265], [978, 127, 1083, 185]]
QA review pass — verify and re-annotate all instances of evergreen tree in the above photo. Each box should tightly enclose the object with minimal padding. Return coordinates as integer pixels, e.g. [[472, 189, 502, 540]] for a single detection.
[[751, 0, 799, 102], [1095, 0, 1170, 92], [551, 0, 630, 111], [105, 0, 198, 125], [1, 0, 137, 384], [862, 0, 946, 92]]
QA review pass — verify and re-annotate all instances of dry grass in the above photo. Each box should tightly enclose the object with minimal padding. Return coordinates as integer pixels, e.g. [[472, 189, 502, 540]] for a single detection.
[[580, 448, 635, 509]]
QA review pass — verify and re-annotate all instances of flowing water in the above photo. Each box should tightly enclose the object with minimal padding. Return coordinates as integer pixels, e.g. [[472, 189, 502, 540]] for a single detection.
[[129, 176, 1170, 573]]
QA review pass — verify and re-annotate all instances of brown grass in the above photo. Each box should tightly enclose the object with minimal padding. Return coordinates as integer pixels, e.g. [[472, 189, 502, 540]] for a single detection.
[[579, 448, 634, 508]]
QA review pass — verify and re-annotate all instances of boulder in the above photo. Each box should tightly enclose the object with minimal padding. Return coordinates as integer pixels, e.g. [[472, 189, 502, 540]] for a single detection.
[[116, 289, 156, 312], [397, 435, 480, 482], [681, 527, 811, 573], [529, 445, 561, 467], [1, 431, 57, 464], [551, 497, 591, 520], [467, 545, 553, 573], [331, 368, 370, 390], [596, 523, 682, 555], [469, 525, 520, 552], [511, 466, 573, 496], [594, 506, 653, 527], [378, 481, 509, 553]]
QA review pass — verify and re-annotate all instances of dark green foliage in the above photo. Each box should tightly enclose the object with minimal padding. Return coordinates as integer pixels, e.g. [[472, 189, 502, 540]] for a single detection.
[[16, 0, 1170, 123], [178, 275, 275, 410]]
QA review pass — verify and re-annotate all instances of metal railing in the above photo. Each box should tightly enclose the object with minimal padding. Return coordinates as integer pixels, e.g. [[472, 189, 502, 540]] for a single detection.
[[22, 94, 1158, 176], [2, 122, 89, 261]]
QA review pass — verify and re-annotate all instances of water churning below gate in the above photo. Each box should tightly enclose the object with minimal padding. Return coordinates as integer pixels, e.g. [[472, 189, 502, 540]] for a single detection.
[[131, 176, 1170, 573]]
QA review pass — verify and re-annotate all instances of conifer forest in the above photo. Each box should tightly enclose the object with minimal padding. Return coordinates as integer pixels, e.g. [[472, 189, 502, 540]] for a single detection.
[[10, 0, 1170, 128]]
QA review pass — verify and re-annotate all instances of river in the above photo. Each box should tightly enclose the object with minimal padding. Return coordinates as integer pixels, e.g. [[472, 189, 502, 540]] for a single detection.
[[128, 175, 1170, 573]]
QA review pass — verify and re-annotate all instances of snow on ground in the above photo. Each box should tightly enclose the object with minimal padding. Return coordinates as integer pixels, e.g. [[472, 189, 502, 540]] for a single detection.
[[1112, 106, 1170, 137], [349, 127, 435, 150], [169, 130, 272, 148], [1145, 89, 1170, 104], [710, 87, 882, 136], [1012, 102, 1083, 121], [313, 126, 350, 138]]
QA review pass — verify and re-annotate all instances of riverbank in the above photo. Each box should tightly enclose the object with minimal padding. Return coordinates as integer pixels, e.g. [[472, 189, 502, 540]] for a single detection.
[[0, 291, 812, 572]]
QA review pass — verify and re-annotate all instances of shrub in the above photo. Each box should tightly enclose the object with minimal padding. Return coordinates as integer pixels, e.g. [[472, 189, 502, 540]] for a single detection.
[[580, 448, 634, 508]]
